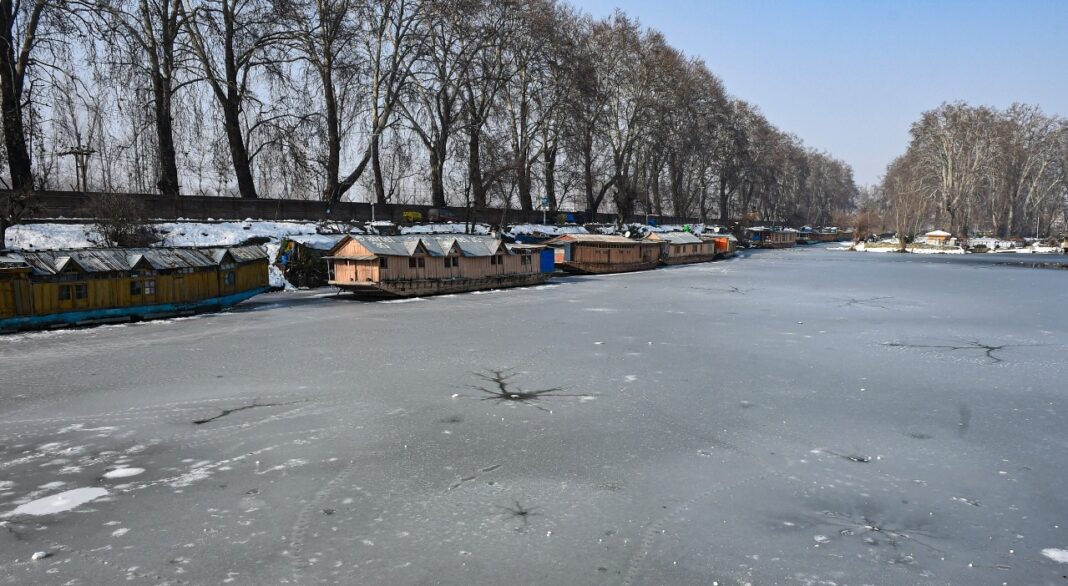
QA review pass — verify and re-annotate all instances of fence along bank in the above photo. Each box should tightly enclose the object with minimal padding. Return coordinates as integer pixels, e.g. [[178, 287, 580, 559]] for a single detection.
[[0, 245, 268, 332], [325, 234, 552, 299]]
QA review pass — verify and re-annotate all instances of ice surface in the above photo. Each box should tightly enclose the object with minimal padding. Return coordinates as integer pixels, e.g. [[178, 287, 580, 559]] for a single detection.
[[1, 248, 1067, 584]]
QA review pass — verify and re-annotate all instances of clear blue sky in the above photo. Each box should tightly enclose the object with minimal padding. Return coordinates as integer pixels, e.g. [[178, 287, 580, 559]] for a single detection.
[[569, 0, 1068, 186]]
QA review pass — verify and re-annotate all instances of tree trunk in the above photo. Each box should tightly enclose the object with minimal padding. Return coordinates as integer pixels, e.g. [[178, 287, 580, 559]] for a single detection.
[[543, 141, 557, 212], [321, 65, 341, 202], [0, 1, 33, 191], [220, 98, 258, 199], [583, 141, 596, 217], [371, 132, 386, 204], [468, 126, 486, 209], [429, 139, 447, 208], [718, 176, 729, 222], [517, 155, 532, 213], [152, 78, 181, 198]]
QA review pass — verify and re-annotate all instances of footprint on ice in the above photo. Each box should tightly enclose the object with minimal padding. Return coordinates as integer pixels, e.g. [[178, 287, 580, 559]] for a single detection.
[[6, 487, 109, 517]]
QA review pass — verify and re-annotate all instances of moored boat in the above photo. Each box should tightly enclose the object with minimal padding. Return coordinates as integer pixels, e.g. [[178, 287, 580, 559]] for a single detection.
[[545, 234, 660, 274], [325, 235, 552, 299]]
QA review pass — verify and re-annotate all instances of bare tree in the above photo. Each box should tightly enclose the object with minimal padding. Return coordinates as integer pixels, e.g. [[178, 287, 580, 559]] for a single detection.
[[181, 0, 289, 199]]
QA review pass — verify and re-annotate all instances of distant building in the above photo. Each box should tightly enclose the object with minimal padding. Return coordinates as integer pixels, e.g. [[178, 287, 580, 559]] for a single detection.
[[1, 245, 268, 332], [325, 235, 551, 298], [925, 230, 952, 246]]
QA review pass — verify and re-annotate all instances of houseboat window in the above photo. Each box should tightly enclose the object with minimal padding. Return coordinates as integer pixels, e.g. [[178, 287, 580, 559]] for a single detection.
[[225, 271, 236, 286], [59, 285, 71, 301], [409, 258, 417, 268], [497, 255, 504, 264], [130, 280, 142, 296], [417, 257, 425, 268], [490, 255, 497, 265], [327, 263, 336, 281], [144, 280, 156, 295], [521, 255, 531, 265], [444, 258, 451, 268], [379, 258, 388, 269], [74, 284, 88, 300], [451, 257, 459, 267]]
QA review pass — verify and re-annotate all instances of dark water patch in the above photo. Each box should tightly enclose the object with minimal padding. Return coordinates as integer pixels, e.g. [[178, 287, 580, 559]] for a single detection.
[[495, 500, 540, 532], [908, 432, 933, 440], [462, 369, 591, 412], [836, 296, 894, 309], [193, 402, 284, 425], [957, 404, 972, 437], [883, 338, 1043, 364]]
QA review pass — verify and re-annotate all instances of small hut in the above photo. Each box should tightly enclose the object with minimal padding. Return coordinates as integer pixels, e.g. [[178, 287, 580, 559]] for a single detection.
[[925, 230, 952, 246]]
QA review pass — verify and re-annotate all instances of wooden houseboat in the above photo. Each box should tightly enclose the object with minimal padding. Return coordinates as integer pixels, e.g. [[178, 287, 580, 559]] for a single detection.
[[324, 235, 552, 299], [811, 228, 841, 243], [745, 227, 798, 249], [546, 234, 661, 274], [0, 245, 269, 333], [644, 232, 716, 265], [702, 233, 738, 258]]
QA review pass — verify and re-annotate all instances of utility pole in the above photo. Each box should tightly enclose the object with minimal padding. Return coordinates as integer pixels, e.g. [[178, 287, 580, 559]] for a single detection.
[[57, 146, 97, 193]]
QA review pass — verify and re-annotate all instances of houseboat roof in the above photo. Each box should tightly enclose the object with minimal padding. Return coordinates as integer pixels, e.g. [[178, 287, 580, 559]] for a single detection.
[[284, 234, 350, 251], [11, 245, 266, 276], [545, 234, 650, 245], [702, 233, 738, 242], [925, 230, 952, 237], [327, 234, 512, 258], [646, 232, 703, 244]]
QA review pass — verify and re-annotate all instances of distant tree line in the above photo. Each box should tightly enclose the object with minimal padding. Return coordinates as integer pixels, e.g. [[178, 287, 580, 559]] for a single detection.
[[873, 102, 1067, 245], [1, 0, 858, 239]]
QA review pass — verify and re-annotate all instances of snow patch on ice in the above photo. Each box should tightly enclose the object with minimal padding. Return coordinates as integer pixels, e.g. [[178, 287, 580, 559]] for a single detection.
[[111, 527, 130, 537], [103, 467, 145, 479], [6, 487, 108, 517], [1042, 548, 1068, 563]]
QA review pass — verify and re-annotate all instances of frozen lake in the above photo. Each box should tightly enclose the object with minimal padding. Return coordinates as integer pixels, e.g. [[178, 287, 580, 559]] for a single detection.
[[2, 248, 1067, 585]]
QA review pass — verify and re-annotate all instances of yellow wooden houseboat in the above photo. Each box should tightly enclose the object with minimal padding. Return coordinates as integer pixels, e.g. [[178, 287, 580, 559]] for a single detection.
[[0, 245, 268, 332]]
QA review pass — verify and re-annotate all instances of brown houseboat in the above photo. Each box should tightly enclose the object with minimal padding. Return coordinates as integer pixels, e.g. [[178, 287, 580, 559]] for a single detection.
[[745, 227, 798, 249], [546, 234, 660, 274], [324, 235, 551, 299], [644, 232, 716, 265]]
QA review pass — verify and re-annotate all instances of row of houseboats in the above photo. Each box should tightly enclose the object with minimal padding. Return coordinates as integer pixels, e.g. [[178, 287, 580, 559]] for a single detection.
[[322, 231, 737, 298], [2, 225, 836, 332]]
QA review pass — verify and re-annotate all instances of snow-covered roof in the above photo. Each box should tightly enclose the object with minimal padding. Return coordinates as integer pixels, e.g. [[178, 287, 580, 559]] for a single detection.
[[284, 234, 348, 251], [13, 245, 265, 276], [925, 230, 952, 237], [334, 235, 508, 258], [545, 234, 648, 245], [646, 232, 703, 244], [507, 224, 589, 236]]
